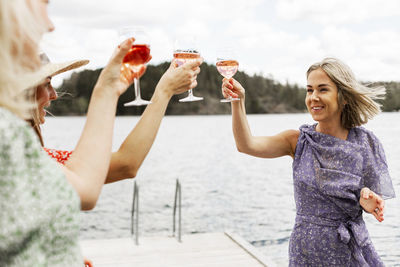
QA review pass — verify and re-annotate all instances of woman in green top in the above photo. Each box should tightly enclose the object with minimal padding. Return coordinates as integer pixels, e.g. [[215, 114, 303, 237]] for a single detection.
[[0, 0, 202, 266]]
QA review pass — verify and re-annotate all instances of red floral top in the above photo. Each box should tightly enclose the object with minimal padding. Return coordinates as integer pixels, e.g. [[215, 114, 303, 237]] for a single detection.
[[43, 148, 73, 165]]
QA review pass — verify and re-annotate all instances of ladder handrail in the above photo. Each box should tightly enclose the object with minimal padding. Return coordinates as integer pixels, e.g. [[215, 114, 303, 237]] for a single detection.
[[131, 181, 139, 245], [172, 179, 182, 242]]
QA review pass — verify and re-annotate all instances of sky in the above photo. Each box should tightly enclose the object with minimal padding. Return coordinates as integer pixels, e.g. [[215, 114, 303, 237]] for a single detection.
[[42, 0, 400, 87]]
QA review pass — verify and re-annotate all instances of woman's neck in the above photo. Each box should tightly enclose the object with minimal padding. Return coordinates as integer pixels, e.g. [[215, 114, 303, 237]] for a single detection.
[[316, 120, 349, 140]]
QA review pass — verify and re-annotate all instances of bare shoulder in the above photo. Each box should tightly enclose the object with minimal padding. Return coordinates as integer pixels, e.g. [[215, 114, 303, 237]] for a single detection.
[[279, 129, 300, 157]]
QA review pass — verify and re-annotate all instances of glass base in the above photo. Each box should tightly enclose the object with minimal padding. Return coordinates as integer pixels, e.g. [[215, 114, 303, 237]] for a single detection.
[[124, 98, 152, 106], [179, 95, 203, 102], [220, 97, 240, 102]]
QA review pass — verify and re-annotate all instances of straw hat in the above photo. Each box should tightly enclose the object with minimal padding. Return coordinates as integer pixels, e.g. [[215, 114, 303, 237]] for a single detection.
[[39, 53, 89, 78], [39, 53, 89, 80], [20, 53, 89, 91]]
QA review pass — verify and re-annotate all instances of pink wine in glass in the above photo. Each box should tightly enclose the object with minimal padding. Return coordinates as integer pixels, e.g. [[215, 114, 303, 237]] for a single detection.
[[173, 50, 200, 67], [216, 60, 239, 79], [216, 59, 240, 102], [123, 44, 151, 78]]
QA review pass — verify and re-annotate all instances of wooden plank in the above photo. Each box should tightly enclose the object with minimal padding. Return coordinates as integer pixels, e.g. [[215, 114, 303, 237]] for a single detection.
[[80, 232, 274, 267]]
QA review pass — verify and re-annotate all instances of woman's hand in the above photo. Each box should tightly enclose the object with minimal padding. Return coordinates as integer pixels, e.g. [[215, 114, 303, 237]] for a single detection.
[[95, 38, 137, 97], [359, 187, 385, 222], [221, 78, 245, 100], [155, 58, 203, 99]]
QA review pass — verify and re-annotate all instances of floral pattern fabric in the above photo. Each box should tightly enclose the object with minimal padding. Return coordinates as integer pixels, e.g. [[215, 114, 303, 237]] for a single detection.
[[289, 124, 395, 266], [0, 107, 82, 266], [44, 148, 72, 165]]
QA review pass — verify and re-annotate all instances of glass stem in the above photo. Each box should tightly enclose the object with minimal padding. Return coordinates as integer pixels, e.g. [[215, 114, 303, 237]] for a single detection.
[[188, 89, 194, 97], [134, 77, 141, 100]]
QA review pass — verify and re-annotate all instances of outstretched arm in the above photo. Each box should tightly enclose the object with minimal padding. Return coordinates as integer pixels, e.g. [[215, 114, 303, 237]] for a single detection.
[[105, 59, 202, 183], [222, 78, 298, 159]]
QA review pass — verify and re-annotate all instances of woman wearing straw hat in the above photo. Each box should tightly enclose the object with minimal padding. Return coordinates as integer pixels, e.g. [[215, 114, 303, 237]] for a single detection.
[[0, 0, 202, 266], [31, 52, 202, 183], [29, 53, 90, 144]]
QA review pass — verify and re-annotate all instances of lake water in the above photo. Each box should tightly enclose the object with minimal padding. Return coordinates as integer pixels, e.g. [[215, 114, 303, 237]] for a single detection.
[[42, 113, 400, 266]]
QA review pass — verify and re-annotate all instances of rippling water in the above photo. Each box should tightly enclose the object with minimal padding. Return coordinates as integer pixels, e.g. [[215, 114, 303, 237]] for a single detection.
[[42, 113, 400, 266]]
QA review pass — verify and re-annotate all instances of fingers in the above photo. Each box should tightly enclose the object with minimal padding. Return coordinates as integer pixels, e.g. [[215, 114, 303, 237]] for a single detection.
[[170, 59, 179, 69], [374, 207, 384, 222], [120, 64, 134, 84], [365, 188, 385, 213], [376, 197, 385, 221], [112, 38, 134, 64], [221, 80, 238, 98], [184, 62, 201, 88], [372, 208, 383, 222], [361, 187, 370, 199], [189, 79, 198, 89], [376, 196, 384, 210], [222, 78, 233, 89], [182, 58, 203, 70], [223, 88, 238, 98], [138, 65, 147, 78]]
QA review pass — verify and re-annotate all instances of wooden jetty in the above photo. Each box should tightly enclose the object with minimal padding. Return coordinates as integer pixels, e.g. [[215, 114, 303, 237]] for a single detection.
[[80, 232, 276, 267]]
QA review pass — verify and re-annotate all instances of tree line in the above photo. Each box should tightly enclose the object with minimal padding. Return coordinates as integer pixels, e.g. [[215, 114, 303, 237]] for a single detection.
[[48, 62, 400, 116]]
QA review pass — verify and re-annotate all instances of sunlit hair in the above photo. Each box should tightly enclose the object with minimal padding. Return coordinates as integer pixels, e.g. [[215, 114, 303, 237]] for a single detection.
[[28, 88, 44, 146], [306, 57, 385, 129], [0, 0, 45, 118]]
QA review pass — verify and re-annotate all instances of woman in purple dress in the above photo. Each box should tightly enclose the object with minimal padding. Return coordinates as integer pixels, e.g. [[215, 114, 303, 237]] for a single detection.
[[221, 57, 395, 266]]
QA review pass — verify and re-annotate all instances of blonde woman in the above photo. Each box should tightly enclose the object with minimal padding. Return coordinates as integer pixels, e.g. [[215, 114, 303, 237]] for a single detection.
[[0, 0, 201, 266], [222, 57, 395, 266]]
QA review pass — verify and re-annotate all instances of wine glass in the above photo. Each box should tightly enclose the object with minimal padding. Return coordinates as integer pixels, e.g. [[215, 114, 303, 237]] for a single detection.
[[173, 37, 203, 102], [216, 48, 240, 102], [119, 26, 152, 106]]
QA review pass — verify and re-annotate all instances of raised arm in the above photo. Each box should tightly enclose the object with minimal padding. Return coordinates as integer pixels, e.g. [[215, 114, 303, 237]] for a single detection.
[[105, 59, 202, 183], [222, 78, 298, 159], [62, 39, 134, 210]]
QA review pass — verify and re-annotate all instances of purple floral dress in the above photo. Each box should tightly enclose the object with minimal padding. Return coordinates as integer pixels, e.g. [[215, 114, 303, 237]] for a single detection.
[[290, 124, 395, 266]]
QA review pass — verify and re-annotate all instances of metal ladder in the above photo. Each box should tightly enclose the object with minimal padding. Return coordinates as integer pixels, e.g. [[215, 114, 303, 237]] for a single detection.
[[131, 179, 182, 245]]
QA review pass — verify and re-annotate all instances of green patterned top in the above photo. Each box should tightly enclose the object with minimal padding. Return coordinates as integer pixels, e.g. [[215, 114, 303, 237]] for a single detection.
[[0, 107, 83, 266]]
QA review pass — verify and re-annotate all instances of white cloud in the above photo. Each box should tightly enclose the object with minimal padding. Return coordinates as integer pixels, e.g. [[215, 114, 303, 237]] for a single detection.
[[43, 0, 400, 87], [319, 26, 400, 82], [276, 0, 400, 25]]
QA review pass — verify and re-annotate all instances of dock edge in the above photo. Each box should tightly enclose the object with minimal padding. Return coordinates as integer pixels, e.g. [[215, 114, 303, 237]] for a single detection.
[[224, 231, 278, 267]]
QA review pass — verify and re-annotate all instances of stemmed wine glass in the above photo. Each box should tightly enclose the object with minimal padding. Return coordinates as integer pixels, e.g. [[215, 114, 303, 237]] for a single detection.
[[119, 26, 152, 106], [173, 37, 203, 102], [216, 48, 240, 102]]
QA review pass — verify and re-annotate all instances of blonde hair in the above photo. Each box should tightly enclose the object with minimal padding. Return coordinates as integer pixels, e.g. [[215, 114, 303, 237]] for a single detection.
[[0, 0, 45, 118], [306, 57, 385, 129], [27, 87, 44, 146]]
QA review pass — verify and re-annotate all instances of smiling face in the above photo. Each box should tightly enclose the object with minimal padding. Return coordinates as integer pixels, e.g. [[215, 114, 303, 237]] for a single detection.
[[36, 77, 57, 124], [306, 68, 342, 125]]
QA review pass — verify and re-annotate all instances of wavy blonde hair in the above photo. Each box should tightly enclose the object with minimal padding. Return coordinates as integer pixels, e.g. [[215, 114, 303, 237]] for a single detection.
[[0, 0, 45, 118], [306, 57, 385, 129]]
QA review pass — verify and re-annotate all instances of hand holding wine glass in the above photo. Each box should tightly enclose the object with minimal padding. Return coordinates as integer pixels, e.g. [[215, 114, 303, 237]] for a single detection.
[[119, 26, 152, 106], [222, 77, 245, 101], [216, 48, 240, 102], [173, 36, 203, 102], [156, 58, 202, 99], [96, 38, 136, 97]]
